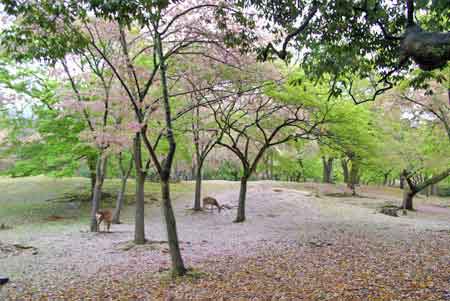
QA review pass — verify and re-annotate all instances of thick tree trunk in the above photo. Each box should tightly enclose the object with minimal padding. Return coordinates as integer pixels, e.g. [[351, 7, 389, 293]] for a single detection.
[[193, 162, 203, 211], [402, 189, 415, 210], [133, 134, 146, 245], [402, 168, 450, 210], [235, 176, 248, 223], [322, 157, 334, 183], [90, 155, 108, 232], [161, 178, 187, 276], [401, 25, 450, 71], [400, 174, 405, 189]]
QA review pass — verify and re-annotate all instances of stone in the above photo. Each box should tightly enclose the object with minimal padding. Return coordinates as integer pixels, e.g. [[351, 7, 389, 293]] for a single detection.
[[379, 206, 399, 217], [0, 276, 9, 285]]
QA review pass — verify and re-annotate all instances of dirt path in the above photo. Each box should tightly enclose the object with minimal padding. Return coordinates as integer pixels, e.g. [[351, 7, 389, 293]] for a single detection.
[[1, 181, 449, 300]]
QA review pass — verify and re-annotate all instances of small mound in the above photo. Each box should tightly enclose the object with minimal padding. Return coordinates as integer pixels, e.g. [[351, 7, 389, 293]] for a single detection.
[[0, 243, 38, 259], [45, 215, 65, 221], [324, 192, 367, 198]]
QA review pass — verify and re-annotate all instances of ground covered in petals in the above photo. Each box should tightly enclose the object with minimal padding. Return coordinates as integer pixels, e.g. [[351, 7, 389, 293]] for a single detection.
[[1, 178, 449, 300]]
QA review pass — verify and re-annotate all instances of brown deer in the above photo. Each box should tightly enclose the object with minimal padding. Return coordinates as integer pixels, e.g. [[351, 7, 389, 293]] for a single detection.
[[202, 196, 221, 213], [96, 210, 113, 232]]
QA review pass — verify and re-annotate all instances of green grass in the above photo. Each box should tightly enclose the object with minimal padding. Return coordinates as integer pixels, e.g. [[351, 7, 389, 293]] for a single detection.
[[0, 176, 231, 230]]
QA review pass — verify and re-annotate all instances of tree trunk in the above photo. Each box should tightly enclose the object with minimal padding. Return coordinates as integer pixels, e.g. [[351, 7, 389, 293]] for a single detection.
[[235, 176, 248, 223], [133, 134, 146, 244], [112, 176, 127, 224], [402, 189, 416, 210], [193, 162, 203, 211], [90, 155, 108, 232], [341, 159, 349, 184], [269, 152, 274, 180], [155, 30, 186, 276], [401, 25, 450, 71], [134, 170, 146, 244], [348, 159, 359, 196], [87, 155, 97, 200], [322, 157, 334, 183], [383, 173, 389, 186], [400, 174, 405, 189], [402, 168, 450, 210], [161, 178, 187, 276], [112, 154, 133, 224]]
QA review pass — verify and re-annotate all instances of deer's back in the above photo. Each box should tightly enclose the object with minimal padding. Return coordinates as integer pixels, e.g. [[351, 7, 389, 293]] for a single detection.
[[99, 210, 113, 222]]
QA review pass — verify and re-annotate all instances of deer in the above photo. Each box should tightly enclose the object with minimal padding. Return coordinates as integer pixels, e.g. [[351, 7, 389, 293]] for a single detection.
[[202, 196, 222, 213], [95, 209, 113, 232]]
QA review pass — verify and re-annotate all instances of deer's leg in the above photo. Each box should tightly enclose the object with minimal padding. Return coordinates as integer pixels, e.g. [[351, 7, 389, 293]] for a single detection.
[[97, 220, 103, 232]]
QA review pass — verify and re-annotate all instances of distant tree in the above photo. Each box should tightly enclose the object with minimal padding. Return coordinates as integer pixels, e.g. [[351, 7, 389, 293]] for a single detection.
[[319, 101, 379, 195]]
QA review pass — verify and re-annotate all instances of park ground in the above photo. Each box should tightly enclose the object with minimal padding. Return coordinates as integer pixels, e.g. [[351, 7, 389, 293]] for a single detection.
[[0, 176, 449, 300]]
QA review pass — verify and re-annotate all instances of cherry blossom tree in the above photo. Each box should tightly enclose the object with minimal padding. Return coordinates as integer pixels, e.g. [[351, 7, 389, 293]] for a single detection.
[[55, 47, 134, 231]]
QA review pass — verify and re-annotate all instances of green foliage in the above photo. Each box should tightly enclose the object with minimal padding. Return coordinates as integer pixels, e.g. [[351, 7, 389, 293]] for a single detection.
[[0, 62, 97, 177], [3, 105, 96, 177], [204, 161, 241, 181]]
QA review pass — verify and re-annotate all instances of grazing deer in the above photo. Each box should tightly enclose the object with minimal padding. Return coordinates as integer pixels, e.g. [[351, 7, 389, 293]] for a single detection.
[[96, 210, 113, 232], [202, 196, 221, 213]]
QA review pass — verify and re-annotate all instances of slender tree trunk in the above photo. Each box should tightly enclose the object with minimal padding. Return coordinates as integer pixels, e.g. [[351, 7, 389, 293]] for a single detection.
[[161, 178, 187, 276], [155, 30, 186, 276], [383, 173, 389, 186], [112, 154, 133, 224], [193, 161, 203, 211], [322, 157, 334, 183], [348, 159, 359, 196], [112, 177, 127, 224], [90, 154, 108, 232], [134, 170, 146, 244], [192, 102, 203, 211], [87, 155, 97, 200], [400, 174, 405, 189], [341, 159, 349, 184], [269, 152, 274, 180], [134, 134, 146, 244], [235, 176, 248, 223]]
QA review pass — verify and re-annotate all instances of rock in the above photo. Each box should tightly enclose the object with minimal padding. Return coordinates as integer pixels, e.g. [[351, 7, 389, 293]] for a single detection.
[[308, 240, 333, 247], [0, 276, 9, 285], [379, 206, 399, 217]]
